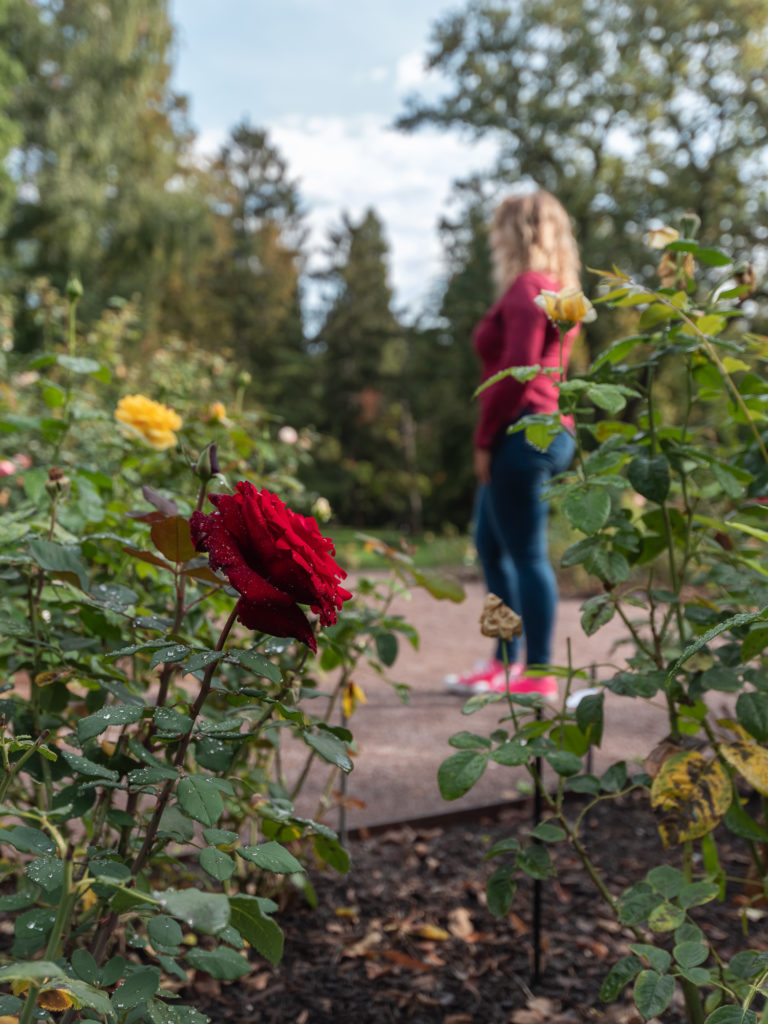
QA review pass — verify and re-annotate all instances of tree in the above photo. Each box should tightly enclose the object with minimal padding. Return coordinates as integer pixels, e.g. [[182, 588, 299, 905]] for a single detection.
[[192, 121, 307, 416], [398, 0, 768, 314], [408, 178, 497, 530], [309, 209, 419, 527], [3, 0, 207, 336], [0, 0, 22, 242]]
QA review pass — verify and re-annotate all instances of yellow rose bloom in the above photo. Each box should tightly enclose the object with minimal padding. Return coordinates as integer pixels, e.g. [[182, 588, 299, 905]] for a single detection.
[[644, 225, 680, 249], [207, 401, 227, 422], [534, 287, 596, 325], [115, 395, 182, 450]]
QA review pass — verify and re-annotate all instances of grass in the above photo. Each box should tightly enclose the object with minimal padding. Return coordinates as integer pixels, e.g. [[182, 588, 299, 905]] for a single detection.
[[326, 527, 475, 572]]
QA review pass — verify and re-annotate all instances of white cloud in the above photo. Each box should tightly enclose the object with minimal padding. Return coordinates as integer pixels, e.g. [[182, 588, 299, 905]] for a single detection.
[[269, 113, 498, 317], [395, 50, 429, 92]]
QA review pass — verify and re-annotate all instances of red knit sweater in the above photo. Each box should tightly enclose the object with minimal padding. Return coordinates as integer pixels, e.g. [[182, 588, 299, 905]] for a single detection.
[[473, 270, 577, 450]]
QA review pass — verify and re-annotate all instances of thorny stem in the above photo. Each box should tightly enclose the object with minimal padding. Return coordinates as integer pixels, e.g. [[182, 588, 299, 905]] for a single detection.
[[92, 607, 240, 964], [154, 478, 211, 712], [0, 730, 50, 802]]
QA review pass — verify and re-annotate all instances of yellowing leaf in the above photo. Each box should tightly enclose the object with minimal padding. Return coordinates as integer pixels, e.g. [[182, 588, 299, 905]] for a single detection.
[[413, 924, 451, 941], [721, 742, 768, 794], [38, 989, 76, 1012], [342, 682, 367, 718], [650, 751, 730, 847]]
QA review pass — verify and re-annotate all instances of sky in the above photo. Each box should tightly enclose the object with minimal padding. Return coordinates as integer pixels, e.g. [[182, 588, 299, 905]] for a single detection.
[[168, 1, 499, 316]]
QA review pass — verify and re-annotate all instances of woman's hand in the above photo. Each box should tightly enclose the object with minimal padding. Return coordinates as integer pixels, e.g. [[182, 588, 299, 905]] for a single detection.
[[474, 447, 491, 484]]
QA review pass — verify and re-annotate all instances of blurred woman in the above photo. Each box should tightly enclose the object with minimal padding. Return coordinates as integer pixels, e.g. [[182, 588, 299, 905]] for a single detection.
[[444, 190, 581, 699]]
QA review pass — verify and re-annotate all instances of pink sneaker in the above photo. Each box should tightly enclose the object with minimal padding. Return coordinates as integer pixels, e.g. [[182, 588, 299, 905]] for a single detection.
[[485, 672, 558, 702], [444, 658, 504, 694]]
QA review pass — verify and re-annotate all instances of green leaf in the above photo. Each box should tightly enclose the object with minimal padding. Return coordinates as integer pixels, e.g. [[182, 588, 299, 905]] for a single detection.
[[486, 863, 516, 916], [410, 568, 465, 602], [491, 741, 529, 766], [150, 644, 190, 669], [25, 856, 63, 892], [200, 847, 236, 882], [580, 594, 615, 635], [176, 775, 225, 826], [28, 538, 89, 590], [674, 941, 709, 969], [375, 632, 398, 666], [599, 954, 643, 1001], [587, 382, 634, 415], [0, 826, 56, 856], [630, 943, 671, 974], [529, 822, 566, 842], [634, 970, 675, 1020], [154, 707, 194, 735], [312, 834, 350, 874], [627, 455, 670, 503], [231, 649, 282, 684], [57, 354, 102, 375], [516, 844, 554, 880], [61, 752, 119, 781], [237, 841, 304, 874], [575, 693, 604, 746], [185, 945, 250, 980], [648, 865, 686, 899], [229, 895, 284, 966], [678, 881, 720, 909], [147, 916, 184, 952], [437, 750, 488, 801], [667, 608, 768, 681], [563, 487, 611, 534], [71, 949, 99, 984], [736, 691, 768, 742], [157, 890, 230, 935], [78, 704, 144, 744], [695, 247, 732, 267], [449, 731, 492, 749], [545, 750, 582, 776], [111, 967, 160, 1011], [724, 798, 768, 842], [705, 1010, 758, 1024], [302, 731, 352, 773]]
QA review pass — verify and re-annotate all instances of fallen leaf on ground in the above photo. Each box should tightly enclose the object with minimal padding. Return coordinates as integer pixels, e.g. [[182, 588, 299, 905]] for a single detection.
[[448, 906, 474, 939], [382, 949, 434, 971]]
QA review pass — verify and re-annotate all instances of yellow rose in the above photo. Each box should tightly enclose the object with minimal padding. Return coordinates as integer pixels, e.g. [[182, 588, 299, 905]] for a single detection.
[[115, 395, 182, 450], [207, 401, 227, 423], [644, 225, 680, 249], [534, 287, 596, 325]]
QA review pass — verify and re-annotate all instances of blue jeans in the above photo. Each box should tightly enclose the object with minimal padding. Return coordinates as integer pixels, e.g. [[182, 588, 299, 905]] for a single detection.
[[474, 427, 575, 667]]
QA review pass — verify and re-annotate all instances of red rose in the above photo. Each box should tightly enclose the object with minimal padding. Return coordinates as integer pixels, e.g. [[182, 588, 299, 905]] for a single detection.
[[190, 482, 352, 651]]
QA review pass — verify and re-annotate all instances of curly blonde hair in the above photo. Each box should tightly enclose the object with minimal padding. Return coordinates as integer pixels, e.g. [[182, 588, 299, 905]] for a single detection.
[[490, 190, 581, 296]]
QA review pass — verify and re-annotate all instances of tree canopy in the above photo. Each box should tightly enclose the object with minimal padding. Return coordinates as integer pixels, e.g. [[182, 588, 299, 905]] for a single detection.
[[398, 0, 768, 280]]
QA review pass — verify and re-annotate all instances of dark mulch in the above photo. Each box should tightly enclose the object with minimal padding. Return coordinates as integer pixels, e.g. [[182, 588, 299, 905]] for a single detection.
[[187, 791, 759, 1024]]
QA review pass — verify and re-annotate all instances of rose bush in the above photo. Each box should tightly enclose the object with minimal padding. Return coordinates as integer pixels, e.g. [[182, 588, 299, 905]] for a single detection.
[[191, 481, 352, 651]]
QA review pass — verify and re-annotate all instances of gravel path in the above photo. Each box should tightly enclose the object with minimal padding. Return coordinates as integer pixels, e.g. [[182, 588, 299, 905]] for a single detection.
[[284, 578, 680, 830]]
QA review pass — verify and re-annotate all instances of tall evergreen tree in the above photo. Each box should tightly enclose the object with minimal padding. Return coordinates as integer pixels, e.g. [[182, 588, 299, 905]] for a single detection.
[[4, 0, 206, 335], [310, 209, 418, 526], [196, 121, 307, 414]]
